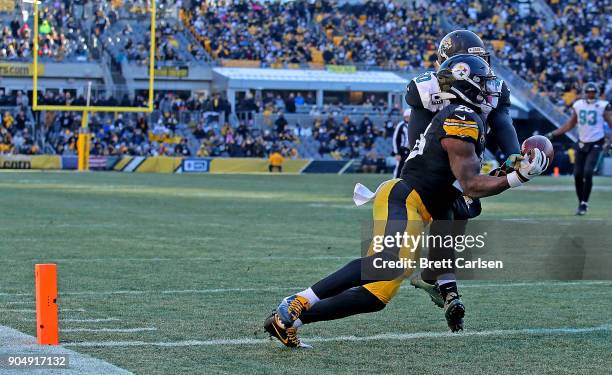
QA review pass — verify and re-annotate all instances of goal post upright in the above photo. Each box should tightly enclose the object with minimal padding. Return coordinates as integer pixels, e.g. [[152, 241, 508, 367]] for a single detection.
[[77, 82, 92, 171], [29, 0, 156, 171], [148, 0, 156, 111], [31, 0, 157, 114]]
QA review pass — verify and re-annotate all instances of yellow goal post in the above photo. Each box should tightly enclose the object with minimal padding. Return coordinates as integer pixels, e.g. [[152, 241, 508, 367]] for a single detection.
[[30, 0, 157, 113]]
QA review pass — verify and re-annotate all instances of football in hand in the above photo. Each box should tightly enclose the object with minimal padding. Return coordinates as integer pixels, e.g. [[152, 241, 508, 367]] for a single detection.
[[521, 135, 554, 163]]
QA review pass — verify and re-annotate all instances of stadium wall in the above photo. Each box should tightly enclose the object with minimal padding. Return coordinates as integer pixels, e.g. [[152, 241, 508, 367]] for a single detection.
[[0, 155, 352, 174]]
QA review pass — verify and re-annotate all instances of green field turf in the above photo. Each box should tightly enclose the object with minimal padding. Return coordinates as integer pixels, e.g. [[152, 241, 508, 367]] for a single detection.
[[0, 172, 611, 375]]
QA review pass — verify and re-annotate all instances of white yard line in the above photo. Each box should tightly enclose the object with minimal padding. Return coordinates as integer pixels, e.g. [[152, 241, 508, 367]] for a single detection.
[[458, 281, 612, 288], [21, 318, 120, 323], [2, 281, 611, 299], [62, 328, 157, 333], [64, 324, 612, 348], [18, 255, 355, 263], [517, 185, 612, 192], [3, 301, 34, 305], [160, 286, 293, 294], [0, 308, 86, 313], [0, 324, 132, 374], [59, 318, 120, 323]]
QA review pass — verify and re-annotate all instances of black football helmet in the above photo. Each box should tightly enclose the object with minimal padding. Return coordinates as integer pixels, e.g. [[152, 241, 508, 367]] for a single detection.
[[437, 54, 499, 114], [583, 82, 599, 102], [438, 30, 489, 63]]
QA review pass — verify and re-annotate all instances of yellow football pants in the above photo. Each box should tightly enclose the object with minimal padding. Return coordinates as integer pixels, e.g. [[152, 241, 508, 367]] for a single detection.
[[362, 179, 431, 304]]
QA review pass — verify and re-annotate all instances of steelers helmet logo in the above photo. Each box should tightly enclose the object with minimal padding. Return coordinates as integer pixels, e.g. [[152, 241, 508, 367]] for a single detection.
[[452, 62, 470, 80]]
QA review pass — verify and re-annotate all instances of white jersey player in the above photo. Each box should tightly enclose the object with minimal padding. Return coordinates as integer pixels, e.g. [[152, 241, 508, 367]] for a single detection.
[[403, 30, 521, 223], [405, 30, 519, 158], [547, 82, 612, 215]]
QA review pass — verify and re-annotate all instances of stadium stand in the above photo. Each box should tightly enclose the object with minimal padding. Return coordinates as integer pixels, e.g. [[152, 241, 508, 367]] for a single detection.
[[0, 90, 36, 155], [181, 0, 440, 70], [0, 0, 609, 166], [438, 0, 611, 111], [95, 0, 209, 66], [1, 1, 89, 61]]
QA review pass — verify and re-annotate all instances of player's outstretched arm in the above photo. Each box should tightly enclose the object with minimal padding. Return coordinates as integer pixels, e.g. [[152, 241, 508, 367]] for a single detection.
[[547, 110, 577, 138], [488, 105, 520, 155], [444, 138, 549, 198], [442, 138, 510, 198]]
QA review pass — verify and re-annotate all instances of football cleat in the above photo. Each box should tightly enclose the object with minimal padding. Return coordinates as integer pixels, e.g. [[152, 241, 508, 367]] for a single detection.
[[444, 292, 465, 332], [264, 312, 312, 349], [576, 202, 588, 216], [277, 295, 310, 327], [410, 277, 444, 308]]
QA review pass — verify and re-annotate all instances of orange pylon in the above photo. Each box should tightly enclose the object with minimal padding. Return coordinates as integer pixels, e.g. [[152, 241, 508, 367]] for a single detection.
[[35, 264, 59, 345]]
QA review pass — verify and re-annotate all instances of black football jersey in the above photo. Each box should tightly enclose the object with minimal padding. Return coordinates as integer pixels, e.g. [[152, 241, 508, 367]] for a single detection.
[[400, 104, 487, 214]]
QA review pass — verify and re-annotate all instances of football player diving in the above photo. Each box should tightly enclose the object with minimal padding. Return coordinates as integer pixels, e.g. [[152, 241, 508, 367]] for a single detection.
[[405, 29, 524, 318], [264, 55, 550, 348]]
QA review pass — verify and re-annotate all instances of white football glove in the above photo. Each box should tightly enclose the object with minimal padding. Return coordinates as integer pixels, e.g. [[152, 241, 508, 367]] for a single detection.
[[507, 148, 549, 187]]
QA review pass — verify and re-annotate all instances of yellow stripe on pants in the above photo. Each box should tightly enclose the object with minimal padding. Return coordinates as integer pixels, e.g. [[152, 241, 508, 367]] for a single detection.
[[364, 183, 431, 304]]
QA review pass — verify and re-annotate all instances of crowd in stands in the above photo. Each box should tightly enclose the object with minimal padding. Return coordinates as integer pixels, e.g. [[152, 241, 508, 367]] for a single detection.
[[2, 0, 611, 161], [90, 0, 207, 65], [4, 0, 608, 114], [44, 108, 193, 157], [181, 0, 440, 70], [439, 0, 611, 111], [0, 91, 37, 155], [1, 1, 89, 61], [192, 119, 298, 158]]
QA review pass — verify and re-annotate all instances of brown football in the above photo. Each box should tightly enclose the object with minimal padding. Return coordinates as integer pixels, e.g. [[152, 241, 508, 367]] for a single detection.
[[521, 135, 554, 164]]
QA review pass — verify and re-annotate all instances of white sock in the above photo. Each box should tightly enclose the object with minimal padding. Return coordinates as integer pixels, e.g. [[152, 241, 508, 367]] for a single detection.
[[297, 287, 320, 306], [293, 319, 303, 328]]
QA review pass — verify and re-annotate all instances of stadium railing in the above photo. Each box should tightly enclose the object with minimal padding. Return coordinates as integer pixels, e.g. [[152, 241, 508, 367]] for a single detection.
[[249, 112, 402, 129], [490, 58, 571, 133]]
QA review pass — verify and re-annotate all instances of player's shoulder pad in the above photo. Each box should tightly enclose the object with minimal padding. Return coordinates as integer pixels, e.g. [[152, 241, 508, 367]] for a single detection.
[[602, 101, 612, 111], [407, 71, 442, 110], [441, 105, 481, 143]]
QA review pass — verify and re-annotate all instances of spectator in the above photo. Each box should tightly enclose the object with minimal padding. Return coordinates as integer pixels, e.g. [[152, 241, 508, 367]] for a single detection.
[[275, 112, 288, 134], [361, 151, 378, 173], [285, 93, 297, 113]]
